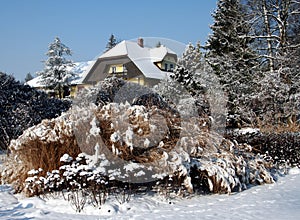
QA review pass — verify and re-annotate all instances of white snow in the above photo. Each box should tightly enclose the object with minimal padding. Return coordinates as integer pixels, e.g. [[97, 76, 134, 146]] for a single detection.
[[235, 127, 260, 135], [0, 169, 300, 219]]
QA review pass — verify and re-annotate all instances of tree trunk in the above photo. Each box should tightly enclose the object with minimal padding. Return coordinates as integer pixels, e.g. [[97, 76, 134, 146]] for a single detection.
[[262, 0, 274, 72]]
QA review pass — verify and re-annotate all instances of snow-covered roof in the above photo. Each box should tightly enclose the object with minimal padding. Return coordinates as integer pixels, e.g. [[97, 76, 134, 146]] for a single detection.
[[96, 40, 176, 79], [26, 61, 95, 88]]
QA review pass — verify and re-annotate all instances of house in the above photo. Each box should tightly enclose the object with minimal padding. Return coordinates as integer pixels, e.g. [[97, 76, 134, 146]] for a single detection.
[[27, 38, 177, 97], [80, 38, 177, 87]]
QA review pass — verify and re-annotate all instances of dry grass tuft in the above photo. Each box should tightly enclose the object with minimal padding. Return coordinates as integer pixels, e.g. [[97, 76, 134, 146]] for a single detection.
[[1, 116, 81, 192]]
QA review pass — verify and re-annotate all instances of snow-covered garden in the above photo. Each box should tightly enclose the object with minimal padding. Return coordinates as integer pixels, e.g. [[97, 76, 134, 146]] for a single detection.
[[1, 0, 300, 219]]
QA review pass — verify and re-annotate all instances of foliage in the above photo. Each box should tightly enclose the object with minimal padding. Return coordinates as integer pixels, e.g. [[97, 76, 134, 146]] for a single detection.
[[0, 72, 71, 150], [205, 0, 259, 127], [171, 42, 203, 96], [24, 73, 34, 82], [37, 37, 76, 99], [226, 130, 300, 169], [105, 34, 119, 52], [2, 81, 276, 197]]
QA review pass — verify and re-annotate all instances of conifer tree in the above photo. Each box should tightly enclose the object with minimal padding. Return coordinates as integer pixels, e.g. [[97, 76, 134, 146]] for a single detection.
[[105, 34, 118, 52], [37, 37, 75, 99], [205, 0, 259, 127], [171, 42, 204, 96], [24, 73, 34, 82]]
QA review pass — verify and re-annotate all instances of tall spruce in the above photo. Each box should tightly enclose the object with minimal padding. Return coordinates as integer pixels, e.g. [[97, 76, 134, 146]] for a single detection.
[[37, 37, 75, 99], [205, 0, 259, 127]]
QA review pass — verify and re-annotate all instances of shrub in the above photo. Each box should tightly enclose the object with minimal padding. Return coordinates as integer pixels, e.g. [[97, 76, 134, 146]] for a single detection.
[[1, 79, 277, 198], [1, 114, 81, 193], [226, 131, 300, 169], [0, 72, 71, 150]]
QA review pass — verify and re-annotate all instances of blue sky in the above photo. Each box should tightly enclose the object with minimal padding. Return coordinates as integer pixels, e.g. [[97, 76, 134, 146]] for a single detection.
[[0, 0, 217, 81]]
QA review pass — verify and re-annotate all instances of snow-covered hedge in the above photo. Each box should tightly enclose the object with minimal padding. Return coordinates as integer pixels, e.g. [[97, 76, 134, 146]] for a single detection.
[[0, 72, 71, 150], [226, 130, 300, 168]]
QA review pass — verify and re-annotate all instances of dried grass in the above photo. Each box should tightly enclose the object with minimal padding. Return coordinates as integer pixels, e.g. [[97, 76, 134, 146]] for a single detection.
[[257, 115, 300, 134], [2, 118, 81, 192]]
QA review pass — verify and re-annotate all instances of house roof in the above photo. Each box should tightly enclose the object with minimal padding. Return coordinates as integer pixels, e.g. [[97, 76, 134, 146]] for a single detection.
[[86, 40, 177, 80], [26, 61, 95, 88]]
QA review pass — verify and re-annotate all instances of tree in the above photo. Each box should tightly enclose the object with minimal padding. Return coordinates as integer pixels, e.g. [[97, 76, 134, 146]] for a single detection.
[[156, 41, 162, 47], [205, 0, 259, 127], [244, 0, 300, 126], [37, 37, 76, 99], [245, 0, 300, 72], [24, 73, 34, 82], [105, 34, 118, 52], [0, 72, 71, 150], [171, 42, 204, 96]]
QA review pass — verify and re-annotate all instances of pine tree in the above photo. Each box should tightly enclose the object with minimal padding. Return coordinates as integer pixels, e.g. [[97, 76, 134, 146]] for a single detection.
[[205, 0, 259, 127], [105, 34, 118, 52], [171, 42, 203, 96], [37, 37, 76, 99], [24, 73, 34, 82]]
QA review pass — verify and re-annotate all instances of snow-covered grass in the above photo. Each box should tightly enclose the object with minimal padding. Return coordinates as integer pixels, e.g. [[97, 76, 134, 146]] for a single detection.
[[0, 168, 299, 220]]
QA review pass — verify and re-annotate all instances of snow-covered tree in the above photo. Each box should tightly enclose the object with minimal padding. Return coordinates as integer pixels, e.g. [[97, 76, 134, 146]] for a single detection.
[[205, 0, 259, 127], [0, 72, 71, 150], [171, 42, 204, 96], [245, 0, 300, 72], [243, 0, 300, 126], [37, 37, 75, 99]]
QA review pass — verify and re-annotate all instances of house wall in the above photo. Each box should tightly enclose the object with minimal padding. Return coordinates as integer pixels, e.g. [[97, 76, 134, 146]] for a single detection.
[[144, 78, 160, 87], [127, 75, 145, 85]]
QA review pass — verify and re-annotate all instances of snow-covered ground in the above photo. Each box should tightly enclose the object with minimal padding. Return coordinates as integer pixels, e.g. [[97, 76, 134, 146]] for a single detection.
[[0, 167, 299, 220]]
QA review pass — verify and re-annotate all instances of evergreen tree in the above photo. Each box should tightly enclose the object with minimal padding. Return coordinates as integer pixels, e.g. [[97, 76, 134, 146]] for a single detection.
[[105, 34, 118, 52], [37, 37, 76, 99], [205, 0, 259, 127], [171, 42, 204, 96], [24, 72, 34, 82]]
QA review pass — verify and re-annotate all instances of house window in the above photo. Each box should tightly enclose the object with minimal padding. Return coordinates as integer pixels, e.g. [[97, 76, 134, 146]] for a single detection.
[[170, 64, 174, 71], [111, 66, 116, 73], [164, 63, 168, 71], [123, 64, 127, 73]]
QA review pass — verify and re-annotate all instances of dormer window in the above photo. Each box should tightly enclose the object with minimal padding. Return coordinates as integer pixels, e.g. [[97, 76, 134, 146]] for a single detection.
[[170, 64, 174, 71], [164, 63, 168, 71]]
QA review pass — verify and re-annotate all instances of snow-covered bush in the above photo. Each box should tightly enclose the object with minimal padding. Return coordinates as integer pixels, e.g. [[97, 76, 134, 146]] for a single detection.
[[1, 78, 276, 197], [1, 113, 81, 192], [0, 72, 71, 150]]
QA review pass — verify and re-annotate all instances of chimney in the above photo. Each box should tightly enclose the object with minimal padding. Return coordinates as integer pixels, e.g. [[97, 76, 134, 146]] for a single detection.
[[137, 37, 144, 48]]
